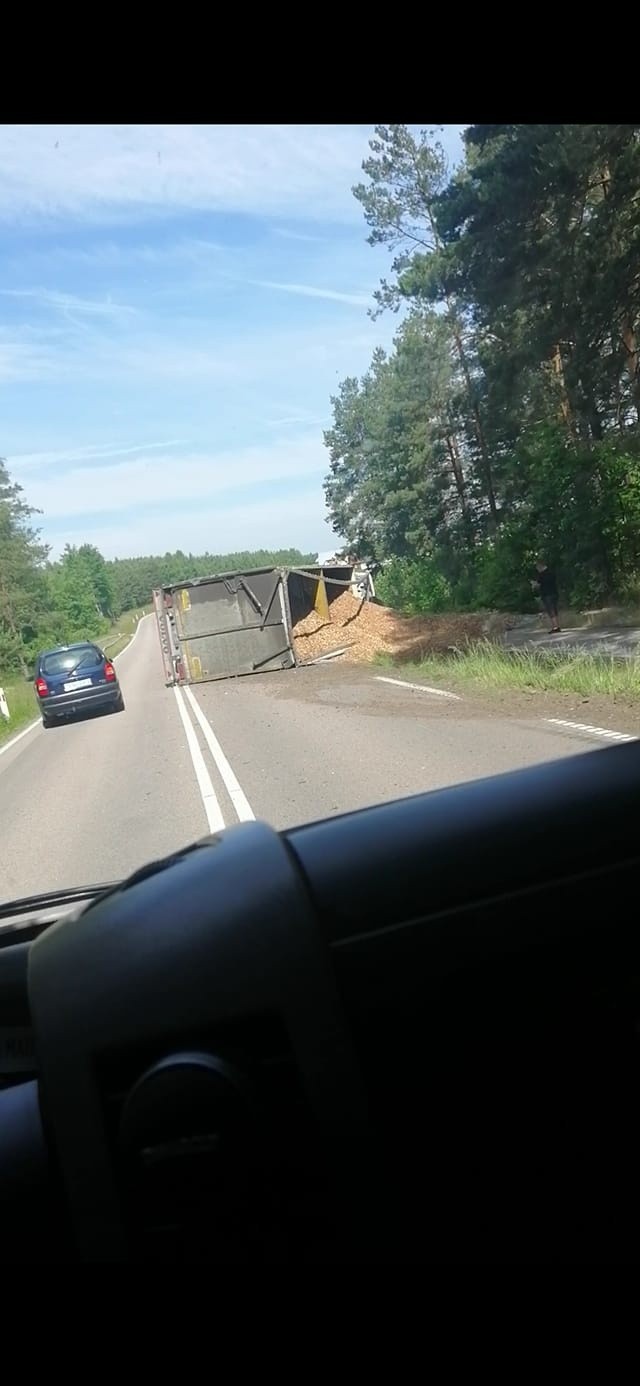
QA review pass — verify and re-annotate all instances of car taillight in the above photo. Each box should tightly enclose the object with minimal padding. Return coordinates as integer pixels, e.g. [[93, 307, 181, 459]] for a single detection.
[[35, 677, 48, 697], [104, 661, 116, 681]]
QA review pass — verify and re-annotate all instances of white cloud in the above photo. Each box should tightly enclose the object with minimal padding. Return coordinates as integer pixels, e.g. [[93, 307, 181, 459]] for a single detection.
[[264, 413, 330, 429], [11, 439, 185, 470], [11, 434, 328, 519], [4, 237, 228, 274], [256, 280, 372, 307], [1, 288, 138, 319], [0, 307, 384, 387], [272, 227, 324, 243], [46, 488, 336, 561], [0, 125, 376, 226], [0, 338, 63, 383]]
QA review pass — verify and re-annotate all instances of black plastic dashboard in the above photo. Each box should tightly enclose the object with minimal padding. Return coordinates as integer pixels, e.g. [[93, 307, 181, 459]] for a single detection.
[[0, 740, 639, 1262]]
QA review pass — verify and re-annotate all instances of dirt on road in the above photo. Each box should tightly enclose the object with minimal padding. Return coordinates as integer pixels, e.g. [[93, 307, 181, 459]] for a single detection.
[[271, 657, 640, 738], [292, 591, 512, 664]]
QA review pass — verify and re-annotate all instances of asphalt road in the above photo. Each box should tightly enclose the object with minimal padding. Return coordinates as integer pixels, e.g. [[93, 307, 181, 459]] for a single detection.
[[0, 613, 628, 903], [505, 623, 640, 659]]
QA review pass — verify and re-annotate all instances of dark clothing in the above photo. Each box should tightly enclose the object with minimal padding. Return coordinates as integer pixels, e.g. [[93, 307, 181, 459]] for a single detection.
[[535, 567, 558, 602], [532, 566, 559, 624]]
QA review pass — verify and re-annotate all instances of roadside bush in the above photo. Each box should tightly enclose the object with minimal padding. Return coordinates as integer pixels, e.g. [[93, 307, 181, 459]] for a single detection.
[[376, 557, 453, 614], [472, 529, 539, 613]]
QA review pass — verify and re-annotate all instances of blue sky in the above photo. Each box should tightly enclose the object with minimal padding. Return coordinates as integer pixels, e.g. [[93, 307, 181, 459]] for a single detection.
[[0, 125, 465, 559]]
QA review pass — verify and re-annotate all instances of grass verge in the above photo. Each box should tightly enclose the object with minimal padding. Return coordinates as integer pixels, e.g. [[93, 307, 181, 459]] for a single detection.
[[0, 607, 150, 748], [0, 679, 40, 747], [103, 606, 150, 660], [376, 640, 640, 700]]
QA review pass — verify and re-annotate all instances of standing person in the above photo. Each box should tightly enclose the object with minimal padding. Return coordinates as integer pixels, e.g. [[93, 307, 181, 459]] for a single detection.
[[532, 559, 561, 633]]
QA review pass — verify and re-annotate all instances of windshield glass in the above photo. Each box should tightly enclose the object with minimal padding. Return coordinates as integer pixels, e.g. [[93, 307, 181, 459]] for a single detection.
[[1, 123, 640, 906], [41, 648, 102, 676]]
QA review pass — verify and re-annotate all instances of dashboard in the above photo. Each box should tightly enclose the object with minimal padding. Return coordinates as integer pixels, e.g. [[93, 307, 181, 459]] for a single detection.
[[0, 741, 639, 1261], [0, 943, 34, 1088]]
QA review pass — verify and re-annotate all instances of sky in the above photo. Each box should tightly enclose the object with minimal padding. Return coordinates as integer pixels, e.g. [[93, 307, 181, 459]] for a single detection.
[[0, 124, 465, 560]]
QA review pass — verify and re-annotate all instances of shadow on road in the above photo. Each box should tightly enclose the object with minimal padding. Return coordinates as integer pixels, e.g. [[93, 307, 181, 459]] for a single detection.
[[45, 705, 124, 729]]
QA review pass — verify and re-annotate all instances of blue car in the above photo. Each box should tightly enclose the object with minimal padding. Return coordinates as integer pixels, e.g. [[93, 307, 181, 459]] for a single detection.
[[34, 641, 125, 728]]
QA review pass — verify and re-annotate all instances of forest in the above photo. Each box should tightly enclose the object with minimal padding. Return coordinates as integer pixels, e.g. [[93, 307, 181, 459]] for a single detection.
[[324, 125, 640, 615]]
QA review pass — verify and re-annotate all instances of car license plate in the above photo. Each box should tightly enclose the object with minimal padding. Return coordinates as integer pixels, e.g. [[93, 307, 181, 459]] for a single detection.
[[63, 678, 92, 691]]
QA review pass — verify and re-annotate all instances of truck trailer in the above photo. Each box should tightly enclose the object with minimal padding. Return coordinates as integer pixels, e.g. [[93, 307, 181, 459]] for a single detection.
[[153, 562, 359, 686]]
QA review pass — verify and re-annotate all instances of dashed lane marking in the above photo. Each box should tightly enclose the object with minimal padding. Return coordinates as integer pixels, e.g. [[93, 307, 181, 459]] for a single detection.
[[544, 717, 636, 744], [374, 675, 462, 701]]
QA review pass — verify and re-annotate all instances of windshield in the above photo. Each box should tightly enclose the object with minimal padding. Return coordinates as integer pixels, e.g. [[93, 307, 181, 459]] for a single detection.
[[41, 647, 103, 676], [1, 124, 640, 906]]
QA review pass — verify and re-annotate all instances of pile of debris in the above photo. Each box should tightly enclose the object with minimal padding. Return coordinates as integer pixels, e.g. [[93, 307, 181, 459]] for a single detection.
[[291, 590, 512, 665], [292, 591, 394, 663]]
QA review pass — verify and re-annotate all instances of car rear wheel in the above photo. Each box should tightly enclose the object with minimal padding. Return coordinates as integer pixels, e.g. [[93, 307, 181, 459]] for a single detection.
[[114, 693, 125, 713], [41, 715, 53, 729]]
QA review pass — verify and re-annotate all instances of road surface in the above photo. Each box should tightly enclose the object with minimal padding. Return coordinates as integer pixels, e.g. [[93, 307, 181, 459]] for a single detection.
[[505, 623, 640, 659], [0, 614, 632, 902]]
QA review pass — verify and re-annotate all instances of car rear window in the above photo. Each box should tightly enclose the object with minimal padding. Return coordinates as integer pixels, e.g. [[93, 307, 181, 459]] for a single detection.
[[41, 647, 103, 676]]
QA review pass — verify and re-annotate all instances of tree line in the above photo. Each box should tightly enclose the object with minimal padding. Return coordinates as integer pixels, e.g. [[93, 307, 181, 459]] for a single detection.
[[0, 457, 313, 676], [324, 125, 640, 614]]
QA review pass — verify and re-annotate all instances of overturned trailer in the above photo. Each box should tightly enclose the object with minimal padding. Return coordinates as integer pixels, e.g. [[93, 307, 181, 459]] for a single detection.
[[153, 563, 358, 686]]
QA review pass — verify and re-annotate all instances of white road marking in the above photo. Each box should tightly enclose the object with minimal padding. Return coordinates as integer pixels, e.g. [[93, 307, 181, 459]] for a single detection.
[[173, 686, 225, 833], [375, 675, 462, 701], [183, 684, 255, 822], [113, 611, 151, 662], [545, 717, 636, 744], [0, 718, 41, 758]]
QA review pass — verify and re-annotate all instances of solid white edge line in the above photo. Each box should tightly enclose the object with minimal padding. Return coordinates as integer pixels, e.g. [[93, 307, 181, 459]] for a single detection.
[[173, 686, 225, 833], [183, 684, 255, 822], [375, 675, 462, 701], [0, 717, 41, 758], [113, 610, 152, 662], [545, 717, 636, 743]]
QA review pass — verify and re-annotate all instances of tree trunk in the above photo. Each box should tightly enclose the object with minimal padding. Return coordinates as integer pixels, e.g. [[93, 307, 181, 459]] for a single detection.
[[552, 343, 575, 433], [601, 157, 640, 418], [621, 320, 640, 416], [426, 207, 498, 525], [613, 334, 628, 432], [447, 308, 499, 522], [445, 432, 474, 545], [578, 372, 603, 442]]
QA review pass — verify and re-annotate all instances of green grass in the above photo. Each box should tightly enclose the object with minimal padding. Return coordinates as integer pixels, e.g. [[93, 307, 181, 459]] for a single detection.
[[377, 639, 640, 700], [0, 677, 41, 745], [0, 607, 150, 747], [102, 606, 150, 660]]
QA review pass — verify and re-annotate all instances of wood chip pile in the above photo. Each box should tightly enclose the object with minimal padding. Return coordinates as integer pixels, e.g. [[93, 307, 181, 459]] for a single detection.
[[291, 590, 512, 665]]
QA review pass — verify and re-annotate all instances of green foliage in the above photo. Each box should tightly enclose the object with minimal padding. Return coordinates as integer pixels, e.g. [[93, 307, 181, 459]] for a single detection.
[[105, 548, 316, 615], [323, 125, 640, 613], [376, 557, 452, 615], [0, 458, 51, 674], [45, 546, 111, 650], [76, 544, 114, 617]]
